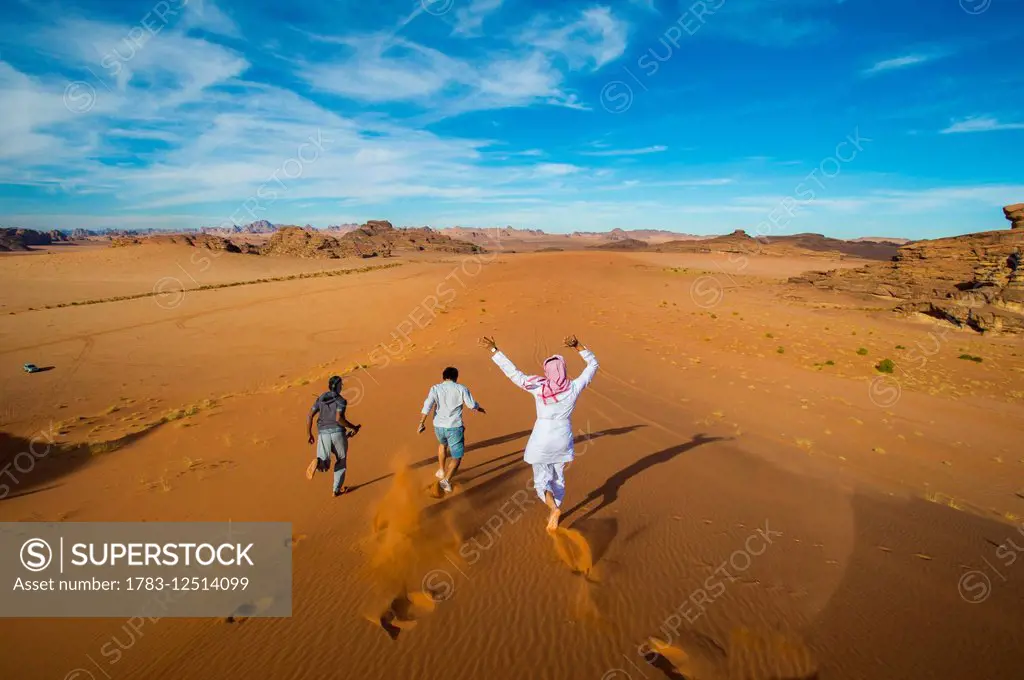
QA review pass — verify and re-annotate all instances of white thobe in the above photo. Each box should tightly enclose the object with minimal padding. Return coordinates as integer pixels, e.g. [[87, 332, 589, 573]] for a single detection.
[[490, 348, 599, 506], [490, 349, 599, 463]]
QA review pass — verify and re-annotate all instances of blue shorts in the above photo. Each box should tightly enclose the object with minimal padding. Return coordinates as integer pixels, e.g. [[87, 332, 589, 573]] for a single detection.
[[434, 426, 465, 459]]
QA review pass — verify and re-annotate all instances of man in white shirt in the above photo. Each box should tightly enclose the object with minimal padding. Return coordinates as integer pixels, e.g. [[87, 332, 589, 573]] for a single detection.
[[418, 366, 486, 494]]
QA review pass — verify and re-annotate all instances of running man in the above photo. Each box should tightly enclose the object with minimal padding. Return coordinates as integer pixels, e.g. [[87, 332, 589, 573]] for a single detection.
[[480, 335, 598, 531], [418, 366, 486, 494], [306, 375, 361, 497]]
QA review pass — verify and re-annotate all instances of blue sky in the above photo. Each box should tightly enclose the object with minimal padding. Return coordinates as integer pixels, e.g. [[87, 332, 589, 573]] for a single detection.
[[0, 0, 1022, 239]]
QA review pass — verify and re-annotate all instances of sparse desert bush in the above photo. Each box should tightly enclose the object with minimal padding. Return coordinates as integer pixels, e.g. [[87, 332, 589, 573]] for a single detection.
[[958, 354, 983, 363], [88, 441, 121, 455], [895, 345, 906, 350], [765, 332, 774, 338], [876, 359, 896, 374], [856, 347, 868, 356], [825, 360, 835, 366], [777, 346, 785, 354]]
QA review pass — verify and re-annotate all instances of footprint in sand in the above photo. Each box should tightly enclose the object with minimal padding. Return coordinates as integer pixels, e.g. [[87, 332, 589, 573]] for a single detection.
[[368, 590, 438, 640], [285, 533, 307, 549], [550, 527, 594, 577], [225, 596, 277, 624], [646, 627, 817, 680]]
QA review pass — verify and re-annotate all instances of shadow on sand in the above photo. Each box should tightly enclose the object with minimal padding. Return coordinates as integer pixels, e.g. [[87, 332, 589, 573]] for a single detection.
[[0, 428, 158, 502], [562, 433, 726, 526]]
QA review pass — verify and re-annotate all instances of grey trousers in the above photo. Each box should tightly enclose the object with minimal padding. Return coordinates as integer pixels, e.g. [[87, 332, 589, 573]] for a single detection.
[[316, 430, 347, 492]]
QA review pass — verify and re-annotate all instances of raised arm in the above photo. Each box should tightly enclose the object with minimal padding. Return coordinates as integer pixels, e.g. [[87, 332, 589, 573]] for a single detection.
[[480, 336, 538, 393], [565, 335, 599, 391]]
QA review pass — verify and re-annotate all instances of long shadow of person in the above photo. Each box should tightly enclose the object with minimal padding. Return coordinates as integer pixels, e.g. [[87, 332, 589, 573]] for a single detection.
[[561, 433, 726, 526]]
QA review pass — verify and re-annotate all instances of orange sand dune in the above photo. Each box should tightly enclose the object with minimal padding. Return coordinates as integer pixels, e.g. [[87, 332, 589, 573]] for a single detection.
[[1, 247, 1023, 680]]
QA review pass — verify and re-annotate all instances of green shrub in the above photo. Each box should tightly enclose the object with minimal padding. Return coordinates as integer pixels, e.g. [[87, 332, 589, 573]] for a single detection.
[[856, 347, 868, 356], [875, 359, 896, 374], [958, 354, 983, 363]]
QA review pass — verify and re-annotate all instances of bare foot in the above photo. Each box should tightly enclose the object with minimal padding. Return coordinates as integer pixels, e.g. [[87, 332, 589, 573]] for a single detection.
[[546, 507, 561, 533], [306, 459, 318, 480]]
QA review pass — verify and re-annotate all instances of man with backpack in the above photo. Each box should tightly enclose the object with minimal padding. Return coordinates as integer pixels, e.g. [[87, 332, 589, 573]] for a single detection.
[[306, 375, 361, 496]]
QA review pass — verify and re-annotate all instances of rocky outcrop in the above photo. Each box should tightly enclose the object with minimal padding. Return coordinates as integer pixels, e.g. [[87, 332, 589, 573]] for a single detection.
[[340, 220, 481, 257], [588, 238, 649, 250], [261, 227, 347, 258], [260, 221, 481, 259], [658, 229, 762, 254], [110, 233, 257, 253], [1005, 203, 1024, 230], [241, 220, 275, 233], [0, 228, 54, 251], [766, 233, 900, 261], [789, 225, 1024, 334]]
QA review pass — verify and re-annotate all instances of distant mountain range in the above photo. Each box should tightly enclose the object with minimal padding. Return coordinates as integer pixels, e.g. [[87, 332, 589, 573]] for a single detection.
[[2, 221, 913, 244]]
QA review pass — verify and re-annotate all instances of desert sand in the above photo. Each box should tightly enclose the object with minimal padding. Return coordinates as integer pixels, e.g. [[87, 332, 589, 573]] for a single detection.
[[2, 242, 1023, 680]]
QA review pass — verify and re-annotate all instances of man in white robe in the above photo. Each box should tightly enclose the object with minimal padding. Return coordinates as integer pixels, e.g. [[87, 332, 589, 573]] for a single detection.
[[481, 335, 599, 531]]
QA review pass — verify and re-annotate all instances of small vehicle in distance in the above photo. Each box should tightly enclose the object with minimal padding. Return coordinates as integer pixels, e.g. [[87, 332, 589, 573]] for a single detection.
[[23, 363, 40, 373]]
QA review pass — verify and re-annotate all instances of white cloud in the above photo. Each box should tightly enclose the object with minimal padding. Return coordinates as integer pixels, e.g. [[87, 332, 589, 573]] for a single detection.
[[0, 62, 82, 162], [521, 6, 628, 70], [181, 0, 241, 38], [532, 163, 582, 177], [940, 116, 1024, 134], [731, 184, 1024, 215], [452, 0, 504, 37], [298, 7, 628, 114], [598, 177, 734, 191], [301, 31, 592, 114], [861, 53, 936, 76], [867, 185, 1024, 210], [581, 145, 667, 156], [31, 16, 248, 98], [302, 36, 462, 103]]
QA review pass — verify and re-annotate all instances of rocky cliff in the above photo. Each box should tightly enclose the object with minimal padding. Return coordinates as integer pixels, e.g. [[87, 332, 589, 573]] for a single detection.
[[790, 226, 1024, 334], [1004, 203, 1023, 230], [261, 221, 481, 259], [0, 228, 60, 251]]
